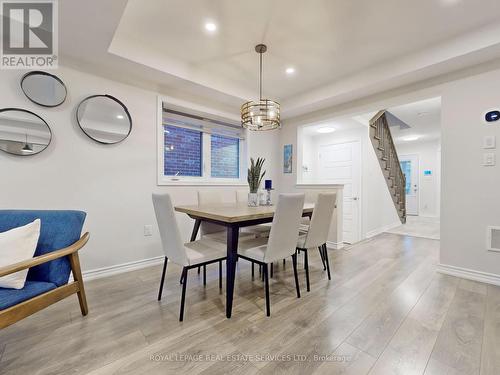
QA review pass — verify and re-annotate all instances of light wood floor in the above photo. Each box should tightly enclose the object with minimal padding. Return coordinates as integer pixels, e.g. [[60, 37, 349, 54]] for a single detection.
[[387, 216, 441, 240], [1, 233, 499, 375]]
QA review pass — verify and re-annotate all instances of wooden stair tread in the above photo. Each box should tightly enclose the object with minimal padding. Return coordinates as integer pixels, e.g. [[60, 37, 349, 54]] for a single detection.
[[369, 111, 406, 224]]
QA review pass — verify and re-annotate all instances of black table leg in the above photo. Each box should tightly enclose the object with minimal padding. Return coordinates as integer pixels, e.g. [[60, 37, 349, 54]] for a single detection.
[[190, 219, 201, 241], [226, 225, 239, 318]]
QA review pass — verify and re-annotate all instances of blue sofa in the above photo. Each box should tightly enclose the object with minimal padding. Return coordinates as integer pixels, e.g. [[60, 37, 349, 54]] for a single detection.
[[0, 210, 89, 329]]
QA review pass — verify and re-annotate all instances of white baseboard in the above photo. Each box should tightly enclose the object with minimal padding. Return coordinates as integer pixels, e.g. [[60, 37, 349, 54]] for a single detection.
[[365, 221, 401, 239], [326, 241, 344, 250], [437, 263, 500, 287], [82, 256, 164, 281]]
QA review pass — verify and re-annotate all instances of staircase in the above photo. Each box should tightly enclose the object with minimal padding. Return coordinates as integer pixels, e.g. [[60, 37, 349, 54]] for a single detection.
[[369, 110, 406, 224]]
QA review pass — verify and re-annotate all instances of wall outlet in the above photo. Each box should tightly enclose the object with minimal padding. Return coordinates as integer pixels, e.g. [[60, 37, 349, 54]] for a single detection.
[[144, 225, 153, 236]]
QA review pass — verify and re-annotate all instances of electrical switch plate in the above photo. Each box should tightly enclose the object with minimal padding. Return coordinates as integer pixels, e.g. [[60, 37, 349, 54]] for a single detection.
[[483, 153, 496, 166], [144, 225, 153, 236]]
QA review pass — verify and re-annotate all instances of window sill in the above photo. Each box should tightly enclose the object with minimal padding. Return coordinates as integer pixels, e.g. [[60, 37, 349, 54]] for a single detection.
[[158, 178, 248, 187], [295, 183, 344, 189]]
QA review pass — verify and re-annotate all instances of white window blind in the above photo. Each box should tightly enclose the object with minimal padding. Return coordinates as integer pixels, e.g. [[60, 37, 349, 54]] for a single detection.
[[162, 108, 245, 139]]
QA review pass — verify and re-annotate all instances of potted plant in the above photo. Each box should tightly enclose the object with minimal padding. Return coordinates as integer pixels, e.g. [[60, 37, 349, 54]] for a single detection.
[[247, 157, 266, 207]]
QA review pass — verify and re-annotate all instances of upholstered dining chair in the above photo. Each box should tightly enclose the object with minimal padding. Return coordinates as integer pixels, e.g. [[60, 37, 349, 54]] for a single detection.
[[193, 191, 228, 278], [235, 190, 271, 239], [152, 193, 227, 321], [235, 189, 248, 203], [0, 210, 89, 329], [197, 191, 227, 240], [237, 193, 305, 316], [296, 193, 337, 291]]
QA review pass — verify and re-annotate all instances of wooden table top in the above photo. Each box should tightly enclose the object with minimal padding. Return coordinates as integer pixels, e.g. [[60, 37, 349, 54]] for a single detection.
[[175, 202, 314, 223]]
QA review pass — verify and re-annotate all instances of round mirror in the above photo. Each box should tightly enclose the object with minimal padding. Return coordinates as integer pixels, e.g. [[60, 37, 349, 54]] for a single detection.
[[0, 108, 52, 156], [21, 71, 67, 107], [76, 94, 132, 144]]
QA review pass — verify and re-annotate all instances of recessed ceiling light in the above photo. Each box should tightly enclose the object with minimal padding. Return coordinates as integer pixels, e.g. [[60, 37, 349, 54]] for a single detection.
[[116, 114, 124, 119], [286, 67, 295, 75], [402, 135, 420, 142], [441, 0, 460, 6], [317, 127, 335, 134], [205, 22, 217, 32]]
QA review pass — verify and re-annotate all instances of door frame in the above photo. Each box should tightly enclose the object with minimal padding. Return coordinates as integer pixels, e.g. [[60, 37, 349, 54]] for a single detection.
[[318, 138, 363, 244], [399, 153, 420, 216]]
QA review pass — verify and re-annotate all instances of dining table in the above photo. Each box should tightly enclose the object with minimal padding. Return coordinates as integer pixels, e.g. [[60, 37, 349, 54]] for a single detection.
[[175, 201, 314, 318]]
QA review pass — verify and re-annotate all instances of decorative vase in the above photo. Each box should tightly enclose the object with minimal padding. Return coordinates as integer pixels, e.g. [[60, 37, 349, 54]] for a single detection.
[[248, 192, 259, 207], [259, 191, 267, 206]]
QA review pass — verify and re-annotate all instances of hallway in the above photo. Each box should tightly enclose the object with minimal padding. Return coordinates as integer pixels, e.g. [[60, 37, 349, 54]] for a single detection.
[[387, 216, 440, 240]]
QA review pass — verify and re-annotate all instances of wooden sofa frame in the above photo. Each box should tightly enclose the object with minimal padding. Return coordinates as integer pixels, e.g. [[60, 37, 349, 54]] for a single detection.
[[0, 232, 90, 329]]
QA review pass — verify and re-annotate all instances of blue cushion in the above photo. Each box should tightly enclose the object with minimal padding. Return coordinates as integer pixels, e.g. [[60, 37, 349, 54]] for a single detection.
[[0, 281, 57, 310], [0, 210, 86, 287]]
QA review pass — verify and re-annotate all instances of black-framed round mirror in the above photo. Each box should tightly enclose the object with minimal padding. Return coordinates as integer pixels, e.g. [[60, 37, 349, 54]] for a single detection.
[[76, 94, 132, 144], [0, 108, 52, 156], [21, 71, 67, 107]]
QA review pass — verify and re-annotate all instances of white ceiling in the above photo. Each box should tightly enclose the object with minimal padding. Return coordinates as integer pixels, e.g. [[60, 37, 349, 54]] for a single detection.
[[389, 97, 441, 144], [301, 97, 441, 144], [59, 0, 500, 118], [301, 117, 365, 137]]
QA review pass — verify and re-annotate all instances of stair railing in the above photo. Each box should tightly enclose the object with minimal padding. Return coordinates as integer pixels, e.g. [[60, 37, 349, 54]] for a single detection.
[[369, 111, 406, 223]]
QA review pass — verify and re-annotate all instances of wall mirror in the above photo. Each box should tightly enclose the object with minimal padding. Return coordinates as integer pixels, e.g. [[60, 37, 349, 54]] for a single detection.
[[21, 71, 67, 107], [76, 94, 132, 144], [0, 108, 52, 156]]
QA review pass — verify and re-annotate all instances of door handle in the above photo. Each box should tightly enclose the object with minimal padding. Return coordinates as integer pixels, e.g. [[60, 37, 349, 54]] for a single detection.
[[353, 197, 359, 201]]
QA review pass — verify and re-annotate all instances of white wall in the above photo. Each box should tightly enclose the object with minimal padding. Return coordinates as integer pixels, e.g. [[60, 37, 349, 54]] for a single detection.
[[440, 69, 500, 280], [284, 123, 400, 242], [0, 66, 279, 274], [395, 140, 441, 217]]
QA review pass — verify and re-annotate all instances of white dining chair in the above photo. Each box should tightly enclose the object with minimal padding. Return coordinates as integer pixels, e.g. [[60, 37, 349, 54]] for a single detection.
[[237, 193, 305, 316], [235, 189, 249, 203], [235, 190, 272, 238], [197, 191, 227, 240], [152, 193, 227, 321], [296, 192, 336, 291], [192, 190, 230, 277]]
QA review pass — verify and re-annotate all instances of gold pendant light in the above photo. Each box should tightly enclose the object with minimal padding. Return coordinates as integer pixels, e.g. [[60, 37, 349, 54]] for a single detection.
[[241, 44, 280, 131]]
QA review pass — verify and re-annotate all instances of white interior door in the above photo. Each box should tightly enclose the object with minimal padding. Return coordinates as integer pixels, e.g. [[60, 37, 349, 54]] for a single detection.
[[399, 154, 419, 216], [318, 141, 361, 244]]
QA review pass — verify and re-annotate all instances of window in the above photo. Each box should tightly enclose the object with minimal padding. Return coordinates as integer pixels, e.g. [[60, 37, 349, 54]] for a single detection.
[[158, 101, 246, 185], [211, 134, 239, 178], [164, 125, 202, 177], [400, 160, 412, 194]]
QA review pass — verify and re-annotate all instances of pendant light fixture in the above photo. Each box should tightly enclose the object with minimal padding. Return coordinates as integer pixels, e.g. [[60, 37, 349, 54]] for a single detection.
[[241, 44, 280, 131], [21, 133, 34, 153]]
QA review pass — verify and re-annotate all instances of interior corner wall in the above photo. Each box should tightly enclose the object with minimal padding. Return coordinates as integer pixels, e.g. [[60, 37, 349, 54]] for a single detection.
[[440, 68, 500, 278], [395, 140, 441, 217], [0, 66, 278, 274]]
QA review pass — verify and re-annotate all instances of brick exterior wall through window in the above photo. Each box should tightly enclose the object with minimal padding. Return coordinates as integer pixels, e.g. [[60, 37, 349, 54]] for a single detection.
[[164, 125, 202, 176], [211, 134, 239, 178]]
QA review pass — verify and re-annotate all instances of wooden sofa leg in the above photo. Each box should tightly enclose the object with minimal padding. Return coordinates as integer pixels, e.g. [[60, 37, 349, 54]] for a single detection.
[[69, 252, 88, 316]]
